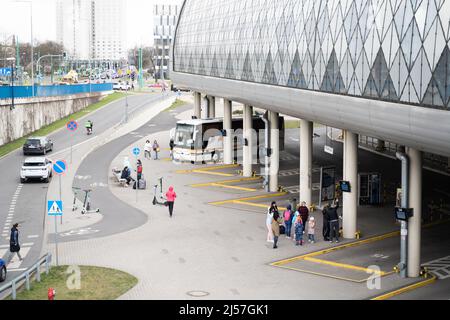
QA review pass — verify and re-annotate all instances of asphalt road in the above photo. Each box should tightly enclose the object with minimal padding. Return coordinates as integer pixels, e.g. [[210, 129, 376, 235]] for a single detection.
[[0, 92, 165, 278]]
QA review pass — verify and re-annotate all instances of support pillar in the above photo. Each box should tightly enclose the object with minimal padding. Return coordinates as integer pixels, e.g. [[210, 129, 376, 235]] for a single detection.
[[223, 99, 233, 165], [343, 130, 358, 239], [407, 147, 422, 278], [300, 120, 313, 206], [243, 105, 253, 177], [208, 96, 216, 118], [193, 92, 201, 119], [269, 111, 280, 192]]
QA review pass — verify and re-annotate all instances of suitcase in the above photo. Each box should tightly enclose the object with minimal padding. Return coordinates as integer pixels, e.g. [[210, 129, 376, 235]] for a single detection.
[[138, 179, 147, 190]]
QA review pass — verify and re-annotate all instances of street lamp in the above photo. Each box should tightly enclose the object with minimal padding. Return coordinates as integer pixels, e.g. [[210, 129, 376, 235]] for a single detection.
[[15, 0, 34, 97], [0, 57, 16, 109]]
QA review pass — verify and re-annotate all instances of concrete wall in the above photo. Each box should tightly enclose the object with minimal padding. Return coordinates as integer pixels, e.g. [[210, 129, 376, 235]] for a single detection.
[[0, 92, 108, 146]]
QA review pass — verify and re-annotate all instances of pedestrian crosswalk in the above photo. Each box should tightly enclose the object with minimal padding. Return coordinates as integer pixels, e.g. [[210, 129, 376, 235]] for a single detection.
[[423, 256, 450, 280], [0, 243, 34, 272]]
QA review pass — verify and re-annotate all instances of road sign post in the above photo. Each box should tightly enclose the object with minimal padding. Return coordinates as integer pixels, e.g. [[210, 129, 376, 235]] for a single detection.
[[66, 121, 78, 164], [53, 160, 67, 225], [133, 147, 140, 203], [48, 200, 63, 266]]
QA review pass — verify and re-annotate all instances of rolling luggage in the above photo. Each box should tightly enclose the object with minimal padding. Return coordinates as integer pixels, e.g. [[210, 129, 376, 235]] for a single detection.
[[138, 179, 147, 190]]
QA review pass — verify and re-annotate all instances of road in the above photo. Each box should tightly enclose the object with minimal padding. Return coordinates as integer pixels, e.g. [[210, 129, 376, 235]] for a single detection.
[[0, 92, 166, 278]]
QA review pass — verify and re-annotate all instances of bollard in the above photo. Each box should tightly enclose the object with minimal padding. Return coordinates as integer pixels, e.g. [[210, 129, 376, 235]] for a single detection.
[[11, 280, 16, 300], [36, 264, 41, 283], [25, 271, 30, 291]]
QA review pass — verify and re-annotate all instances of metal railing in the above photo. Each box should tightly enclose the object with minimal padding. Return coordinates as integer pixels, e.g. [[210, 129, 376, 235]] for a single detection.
[[0, 253, 52, 300]]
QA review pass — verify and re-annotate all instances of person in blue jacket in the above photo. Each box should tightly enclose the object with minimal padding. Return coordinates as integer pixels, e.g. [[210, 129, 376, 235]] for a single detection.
[[7, 223, 23, 264]]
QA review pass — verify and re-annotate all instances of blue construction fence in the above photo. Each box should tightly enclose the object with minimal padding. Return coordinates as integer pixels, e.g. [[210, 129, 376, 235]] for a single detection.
[[0, 83, 113, 100]]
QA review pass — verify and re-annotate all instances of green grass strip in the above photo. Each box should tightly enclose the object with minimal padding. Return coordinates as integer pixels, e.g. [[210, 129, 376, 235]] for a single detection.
[[11, 266, 138, 300], [0, 92, 125, 158], [165, 98, 187, 112]]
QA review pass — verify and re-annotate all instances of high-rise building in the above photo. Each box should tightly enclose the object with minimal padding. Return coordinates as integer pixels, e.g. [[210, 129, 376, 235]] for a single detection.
[[153, 1, 182, 79], [56, 0, 126, 61]]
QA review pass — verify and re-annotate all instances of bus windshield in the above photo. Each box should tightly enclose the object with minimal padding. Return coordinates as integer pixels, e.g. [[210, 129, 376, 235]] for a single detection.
[[175, 124, 195, 148]]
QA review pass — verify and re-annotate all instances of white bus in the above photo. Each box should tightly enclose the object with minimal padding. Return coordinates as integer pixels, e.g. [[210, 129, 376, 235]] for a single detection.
[[172, 117, 285, 163]]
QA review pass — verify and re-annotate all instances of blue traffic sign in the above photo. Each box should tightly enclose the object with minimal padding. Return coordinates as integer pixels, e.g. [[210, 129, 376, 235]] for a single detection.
[[53, 160, 67, 175], [133, 147, 141, 156], [0, 68, 11, 77], [48, 201, 63, 216], [67, 120, 78, 132]]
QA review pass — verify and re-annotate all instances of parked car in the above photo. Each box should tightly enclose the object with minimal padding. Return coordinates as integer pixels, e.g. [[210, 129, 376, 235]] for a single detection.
[[113, 81, 131, 91], [20, 157, 53, 183], [0, 259, 6, 282], [23, 137, 53, 156]]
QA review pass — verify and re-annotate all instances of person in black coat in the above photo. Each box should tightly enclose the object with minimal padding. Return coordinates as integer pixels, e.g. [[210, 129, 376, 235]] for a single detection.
[[327, 199, 341, 243], [7, 223, 23, 264], [322, 204, 331, 241]]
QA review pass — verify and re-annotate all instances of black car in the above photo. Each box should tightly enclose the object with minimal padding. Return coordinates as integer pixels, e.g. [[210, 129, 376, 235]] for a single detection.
[[23, 137, 54, 155]]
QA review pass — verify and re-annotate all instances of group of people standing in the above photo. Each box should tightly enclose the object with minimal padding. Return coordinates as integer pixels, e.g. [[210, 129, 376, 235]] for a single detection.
[[266, 199, 341, 249], [144, 140, 161, 160], [267, 201, 316, 249]]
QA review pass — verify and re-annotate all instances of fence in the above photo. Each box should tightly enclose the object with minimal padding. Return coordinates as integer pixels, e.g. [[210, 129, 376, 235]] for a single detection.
[[0, 253, 52, 300], [0, 83, 113, 100]]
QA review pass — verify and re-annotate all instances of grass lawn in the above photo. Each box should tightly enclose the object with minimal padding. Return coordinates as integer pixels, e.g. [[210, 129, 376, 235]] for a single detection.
[[0, 92, 125, 159], [165, 98, 187, 112], [14, 266, 138, 300]]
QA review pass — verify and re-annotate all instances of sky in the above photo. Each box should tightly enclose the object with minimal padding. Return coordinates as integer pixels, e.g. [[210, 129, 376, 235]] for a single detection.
[[0, 0, 157, 48]]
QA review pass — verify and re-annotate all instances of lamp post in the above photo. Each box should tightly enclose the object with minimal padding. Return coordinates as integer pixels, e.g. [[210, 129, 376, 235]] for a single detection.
[[15, 0, 34, 96]]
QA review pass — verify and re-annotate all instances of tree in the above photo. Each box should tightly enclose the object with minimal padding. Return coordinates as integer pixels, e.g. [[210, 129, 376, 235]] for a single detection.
[[128, 46, 156, 74]]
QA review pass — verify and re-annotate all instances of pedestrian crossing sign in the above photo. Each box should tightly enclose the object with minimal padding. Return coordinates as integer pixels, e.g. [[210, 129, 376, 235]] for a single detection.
[[48, 201, 63, 216]]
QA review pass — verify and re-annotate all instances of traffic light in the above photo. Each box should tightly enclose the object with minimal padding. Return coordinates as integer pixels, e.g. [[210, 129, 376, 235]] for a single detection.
[[63, 52, 67, 59]]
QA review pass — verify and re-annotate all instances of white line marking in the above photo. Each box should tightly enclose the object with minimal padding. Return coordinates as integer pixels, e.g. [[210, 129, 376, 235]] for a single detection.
[[28, 235, 39, 239], [7, 268, 28, 272], [21, 243, 34, 247], [0, 245, 9, 249], [7, 247, 31, 269]]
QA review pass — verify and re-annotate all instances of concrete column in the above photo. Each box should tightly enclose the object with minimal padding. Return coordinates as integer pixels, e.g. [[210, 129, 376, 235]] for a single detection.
[[193, 92, 201, 119], [343, 130, 358, 239], [208, 96, 216, 118], [243, 105, 253, 177], [202, 95, 209, 119], [269, 111, 280, 192], [300, 120, 313, 206], [407, 147, 422, 278], [223, 99, 233, 165]]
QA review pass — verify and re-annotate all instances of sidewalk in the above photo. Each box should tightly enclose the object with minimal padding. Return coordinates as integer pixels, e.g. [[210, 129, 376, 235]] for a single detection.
[[45, 103, 432, 300]]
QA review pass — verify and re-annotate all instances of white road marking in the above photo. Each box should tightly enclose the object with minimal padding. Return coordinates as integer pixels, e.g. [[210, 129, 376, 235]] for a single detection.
[[423, 256, 450, 280], [6, 247, 31, 270], [0, 245, 9, 249], [28, 235, 39, 239], [21, 243, 34, 247], [0, 248, 7, 258]]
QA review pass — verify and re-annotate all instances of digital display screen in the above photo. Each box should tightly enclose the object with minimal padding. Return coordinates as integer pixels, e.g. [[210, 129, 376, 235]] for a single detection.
[[340, 181, 351, 193], [395, 208, 413, 221]]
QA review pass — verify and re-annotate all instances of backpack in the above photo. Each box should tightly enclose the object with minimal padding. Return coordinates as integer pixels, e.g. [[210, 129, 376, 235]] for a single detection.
[[284, 210, 291, 222]]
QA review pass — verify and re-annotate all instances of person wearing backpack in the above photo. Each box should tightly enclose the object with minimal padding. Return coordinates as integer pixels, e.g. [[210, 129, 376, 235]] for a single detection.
[[283, 205, 293, 239]]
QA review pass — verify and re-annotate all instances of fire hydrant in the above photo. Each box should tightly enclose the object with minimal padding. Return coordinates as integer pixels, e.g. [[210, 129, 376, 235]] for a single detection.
[[48, 288, 56, 300]]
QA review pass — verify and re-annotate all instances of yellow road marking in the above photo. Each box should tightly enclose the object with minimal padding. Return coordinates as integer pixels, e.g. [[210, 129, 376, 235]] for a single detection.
[[197, 164, 240, 171], [275, 265, 367, 283], [271, 231, 400, 267], [234, 201, 287, 211], [190, 177, 262, 188], [371, 275, 437, 300], [304, 257, 388, 275], [209, 192, 288, 206], [191, 170, 235, 177], [210, 183, 258, 192]]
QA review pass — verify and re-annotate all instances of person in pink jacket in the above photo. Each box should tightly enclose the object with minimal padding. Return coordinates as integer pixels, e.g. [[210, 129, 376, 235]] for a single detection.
[[165, 186, 177, 218]]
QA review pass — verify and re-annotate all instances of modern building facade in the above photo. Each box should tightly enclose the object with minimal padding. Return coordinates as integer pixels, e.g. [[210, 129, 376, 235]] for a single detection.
[[56, 0, 126, 61], [172, 0, 450, 278], [153, 1, 182, 79]]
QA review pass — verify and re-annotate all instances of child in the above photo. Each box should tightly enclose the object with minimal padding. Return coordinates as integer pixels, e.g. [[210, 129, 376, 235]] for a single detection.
[[308, 216, 316, 244], [294, 215, 304, 246]]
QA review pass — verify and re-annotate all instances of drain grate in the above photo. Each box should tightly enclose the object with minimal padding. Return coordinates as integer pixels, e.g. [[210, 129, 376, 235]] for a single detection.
[[187, 291, 210, 298]]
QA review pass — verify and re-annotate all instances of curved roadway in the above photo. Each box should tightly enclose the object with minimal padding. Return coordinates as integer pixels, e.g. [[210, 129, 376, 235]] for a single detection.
[[0, 92, 165, 276]]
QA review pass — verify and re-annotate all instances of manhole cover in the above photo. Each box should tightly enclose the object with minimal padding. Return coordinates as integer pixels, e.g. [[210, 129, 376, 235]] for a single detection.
[[187, 291, 210, 297]]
